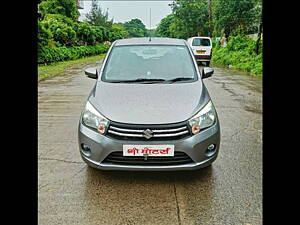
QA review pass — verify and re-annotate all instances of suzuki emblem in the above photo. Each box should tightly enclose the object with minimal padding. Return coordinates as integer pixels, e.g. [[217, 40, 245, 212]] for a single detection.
[[143, 129, 153, 139]]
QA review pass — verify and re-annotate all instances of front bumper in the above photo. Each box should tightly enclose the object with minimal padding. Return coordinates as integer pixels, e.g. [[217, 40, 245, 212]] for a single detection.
[[194, 55, 211, 62], [78, 121, 220, 171]]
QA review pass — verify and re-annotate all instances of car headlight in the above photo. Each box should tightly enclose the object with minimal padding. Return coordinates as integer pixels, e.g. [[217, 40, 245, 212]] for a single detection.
[[81, 101, 109, 134], [188, 101, 216, 135]]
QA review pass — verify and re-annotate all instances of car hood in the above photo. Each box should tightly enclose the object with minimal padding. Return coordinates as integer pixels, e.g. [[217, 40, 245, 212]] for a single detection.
[[88, 81, 210, 124]]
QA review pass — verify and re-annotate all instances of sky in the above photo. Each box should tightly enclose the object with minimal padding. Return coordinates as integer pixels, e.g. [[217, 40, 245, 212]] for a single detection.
[[78, 0, 173, 29]]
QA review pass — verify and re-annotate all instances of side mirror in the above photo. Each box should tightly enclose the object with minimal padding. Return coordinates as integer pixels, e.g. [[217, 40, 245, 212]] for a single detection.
[[84, 67, 98, 79], [202, 67, 214, 79]]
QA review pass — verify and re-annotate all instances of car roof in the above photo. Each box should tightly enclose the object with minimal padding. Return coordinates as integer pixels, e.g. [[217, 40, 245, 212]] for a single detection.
[[114, 37, 187, 46], [188, 36, 211, 40]]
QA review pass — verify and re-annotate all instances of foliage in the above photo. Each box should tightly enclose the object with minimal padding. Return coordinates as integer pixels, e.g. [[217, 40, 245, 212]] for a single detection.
[[156, 14, 176, 38], [157, 0, 261, 39], [37, 0, 129, 51], [93, 26, 105, 43], [45, 20, 76, 46], [170, 0, 211, 39], [109, 25, 129, 42], [38, 22, 53, 47], [37, 0, 131, 64], [38, 0, 80, 21], [212, 35, 262, 75], [76, 22, 97, 45], [213, 0, 258, 38], [38, 44, 110, 64], [43, 13, 76, 27], [122, 19, 148, 37], [40, 14, 113, 46], [85, 0, 113, 28]]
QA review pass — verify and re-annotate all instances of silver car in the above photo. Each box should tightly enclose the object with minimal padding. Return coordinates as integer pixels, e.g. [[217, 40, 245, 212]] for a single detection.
[[78, 37, 220, 171]]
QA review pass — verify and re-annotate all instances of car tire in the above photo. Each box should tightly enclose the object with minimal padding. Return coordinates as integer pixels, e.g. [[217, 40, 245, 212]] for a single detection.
[[205, 61, 210, 67]]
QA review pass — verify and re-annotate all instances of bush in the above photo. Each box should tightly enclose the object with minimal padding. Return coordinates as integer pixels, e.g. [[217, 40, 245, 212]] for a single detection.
[[109, 25, 129, 42], [38, 22, 53, 47], [40, 16, 77, 46], [212, 35, 262, 75], [76, 22, 97, 45], [38, 44, 110, 64], [43, 14, 76, 27], [48, 20, 76, 46], [37, 14, 126, 48]]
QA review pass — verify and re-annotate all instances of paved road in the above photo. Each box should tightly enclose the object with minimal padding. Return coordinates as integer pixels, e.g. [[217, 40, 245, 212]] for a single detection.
[[38, 61, 262, 225]]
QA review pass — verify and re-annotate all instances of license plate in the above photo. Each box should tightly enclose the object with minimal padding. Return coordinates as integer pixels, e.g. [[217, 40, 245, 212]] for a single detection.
[[196, 50, 206, 54], [123, 145, 174, 157]]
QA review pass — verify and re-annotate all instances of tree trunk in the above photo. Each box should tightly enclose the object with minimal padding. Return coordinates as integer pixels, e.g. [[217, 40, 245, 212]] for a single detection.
[[255, 19, 263, 55], [208, 0, 212, 37], [224, 28, 230, 40]]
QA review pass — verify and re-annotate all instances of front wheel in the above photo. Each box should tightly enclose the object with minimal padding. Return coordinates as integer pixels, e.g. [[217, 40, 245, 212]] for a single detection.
[[205, 61, 210, 67]]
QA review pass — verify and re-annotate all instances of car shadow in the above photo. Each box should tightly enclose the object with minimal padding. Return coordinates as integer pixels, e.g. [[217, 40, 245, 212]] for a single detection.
[[85, 165, 213, 184]]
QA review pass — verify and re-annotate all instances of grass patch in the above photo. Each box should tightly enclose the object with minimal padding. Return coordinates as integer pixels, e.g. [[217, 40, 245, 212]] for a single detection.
[[38, 54, 106, 82]]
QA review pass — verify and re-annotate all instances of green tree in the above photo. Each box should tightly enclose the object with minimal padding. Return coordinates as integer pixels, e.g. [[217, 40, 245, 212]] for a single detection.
[[85, 0, 113, 28], [213, 0, 258, 39], [171, 0, 211, 39], [38, 0, 80, 21], [122, 19, 147, 37], [156, 14, 176, 37], [109, 25, 129, 41]]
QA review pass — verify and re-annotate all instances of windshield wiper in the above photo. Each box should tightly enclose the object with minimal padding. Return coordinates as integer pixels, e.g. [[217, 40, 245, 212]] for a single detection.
[[165, 77, 195, 83], [109, 78, 166, 83]]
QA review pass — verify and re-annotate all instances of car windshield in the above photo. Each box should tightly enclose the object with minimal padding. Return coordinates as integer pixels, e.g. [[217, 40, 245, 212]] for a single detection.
[[102, 45, 197, 83], [192, 38, 211, 46]]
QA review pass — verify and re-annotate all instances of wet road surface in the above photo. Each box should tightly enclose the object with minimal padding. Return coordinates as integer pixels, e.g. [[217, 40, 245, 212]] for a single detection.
[[38, 61, 262, 225]]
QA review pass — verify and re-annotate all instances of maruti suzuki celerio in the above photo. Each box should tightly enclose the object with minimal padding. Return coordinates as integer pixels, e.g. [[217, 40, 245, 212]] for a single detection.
[[78, 37, 220, 171]]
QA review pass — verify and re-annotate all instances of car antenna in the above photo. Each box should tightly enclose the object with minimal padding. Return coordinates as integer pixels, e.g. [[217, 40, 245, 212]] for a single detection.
[[149, 8, 151, 42]]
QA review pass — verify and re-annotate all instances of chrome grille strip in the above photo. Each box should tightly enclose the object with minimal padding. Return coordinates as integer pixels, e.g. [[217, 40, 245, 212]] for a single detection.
[[152, 126, 187, 133], [110, 125, 188, 133], [110, 126, 144, 133], [108, 129, 189, 137], [107, 130, 144, 137], [106, 122, 191, 139], [153, 130, 189, 137]]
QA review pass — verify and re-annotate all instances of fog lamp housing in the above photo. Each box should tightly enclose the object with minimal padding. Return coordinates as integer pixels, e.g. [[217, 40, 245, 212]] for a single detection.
[[205, 144, 216, 156]]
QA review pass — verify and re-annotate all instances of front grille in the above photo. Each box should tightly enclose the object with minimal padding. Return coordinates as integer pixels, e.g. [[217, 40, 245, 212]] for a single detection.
[[106, 121, 191, 141], [102, 151, 193, 166]]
